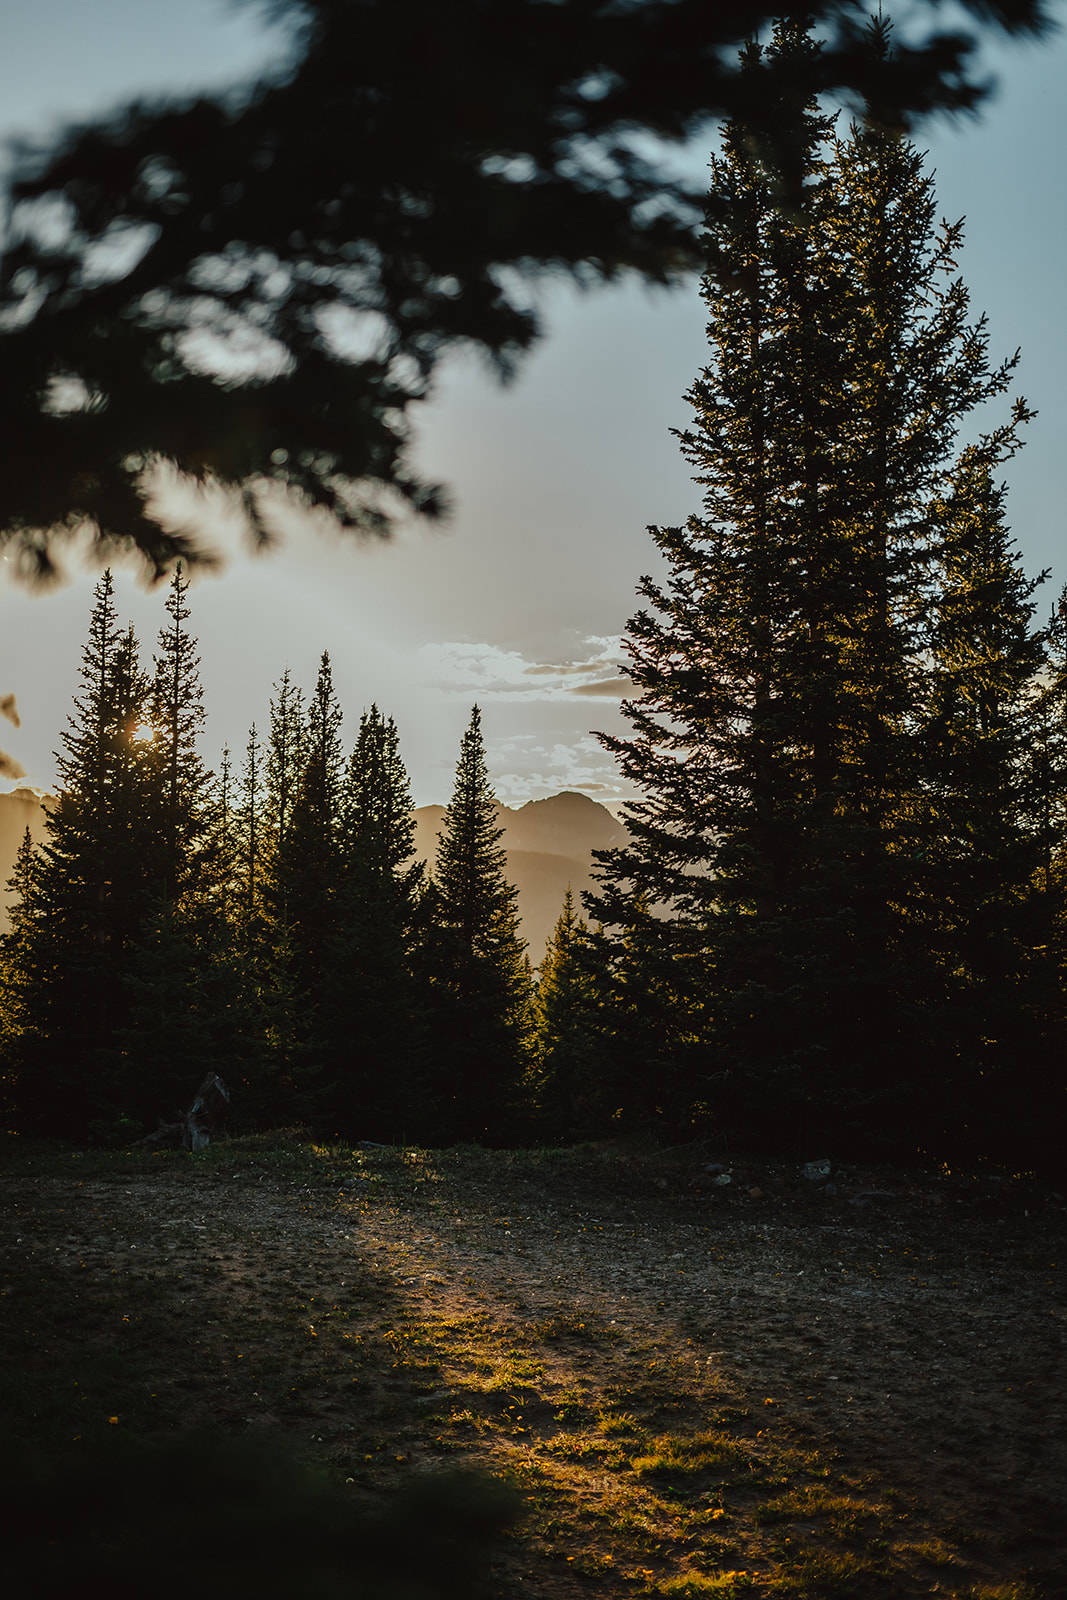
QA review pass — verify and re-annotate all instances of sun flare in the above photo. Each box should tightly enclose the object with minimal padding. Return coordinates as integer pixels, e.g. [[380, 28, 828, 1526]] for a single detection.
[[129, 724, 157, 745]]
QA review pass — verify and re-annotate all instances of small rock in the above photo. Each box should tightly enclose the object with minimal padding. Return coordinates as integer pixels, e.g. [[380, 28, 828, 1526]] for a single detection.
[[847, 1189, 895, 1207], [713, 1173, 733, 1186], [802, 1159, 831, 1181], [748, 1186, 763, 1200]]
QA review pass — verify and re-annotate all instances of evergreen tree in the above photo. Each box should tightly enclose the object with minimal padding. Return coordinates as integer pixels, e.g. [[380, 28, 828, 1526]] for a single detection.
[[276, 653, 344, 1104], [263, 668, 306, 927], [590, 20, 1034, 1153], [117, 901, 226, 1124], [1027, 589, 1067, 904], [116, 571, 225, 1119], [287, 652, 344, 934], [322, 706, 424, 1136], [0, 829, 42, 1116], [916, 433, 1048, 1125], [8, 578, 158, 1134], [590, 23, 845, 1135], [533, 888, 607, 1139], [225, 722, 300, 1124], [1018, 588, 1067, 1156], [2, 0, 1046, 578], [149, 562, 209, 903], [235, 726, 265, 919], [435, 708, 513, 959], [427, 707, 533, 1141], [211, 744, 237, 918]]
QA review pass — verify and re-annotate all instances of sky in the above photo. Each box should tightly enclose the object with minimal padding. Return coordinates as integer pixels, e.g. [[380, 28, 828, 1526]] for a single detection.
[[1, 0, 1065, 807]]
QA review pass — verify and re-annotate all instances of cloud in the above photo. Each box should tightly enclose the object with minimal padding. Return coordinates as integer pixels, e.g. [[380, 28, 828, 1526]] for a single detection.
[[489, 734, 638, 805], [418, 641, 534, 698], [572, 676, 631, 698], [418, 636, 625, 703], [414, 638, 638, 806], [1, 694, 28, 784]]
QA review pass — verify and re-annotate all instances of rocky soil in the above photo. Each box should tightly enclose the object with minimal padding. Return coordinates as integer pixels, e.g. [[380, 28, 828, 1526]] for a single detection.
[[2, 1137, 1064, 1598]]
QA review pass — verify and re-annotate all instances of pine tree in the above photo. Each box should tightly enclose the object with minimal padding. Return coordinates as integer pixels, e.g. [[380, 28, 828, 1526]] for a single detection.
[[1018, 588, 1067, 1157], [150, 563, 210, 903], [533, 888, 607, 1139], [916, 433, 1046, 1111], [114, 569, 231, 1122], [261, 667, 306, 937], [221, 722, 302, 1127], [266, 669, 306, 858], [0, 829, 42, 1116], [321, 706, 424, 1136], [427, 706, 533, 1141], [589, 23, 845, 1135], [275, 653, 344, 1104], [590, 20, 1033, 1152], [8, 578, 159, 1134], [235, 727, 266, 918], [435, 708, 513, 959], [285, 652, 343, 947]]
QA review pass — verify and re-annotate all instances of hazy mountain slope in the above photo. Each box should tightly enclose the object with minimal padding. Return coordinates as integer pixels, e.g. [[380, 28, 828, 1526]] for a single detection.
[[502, 848, 601, 963], [413, 791, 628, 955], [498, 791, 626, 857], [0, 789, 51, 928]]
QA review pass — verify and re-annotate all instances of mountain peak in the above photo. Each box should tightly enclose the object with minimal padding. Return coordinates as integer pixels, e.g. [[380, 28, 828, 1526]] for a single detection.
[[517, 789, 603, 812]]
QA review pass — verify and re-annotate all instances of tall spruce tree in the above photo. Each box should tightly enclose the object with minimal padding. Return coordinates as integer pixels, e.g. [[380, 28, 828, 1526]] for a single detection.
[[533, 888, 607, 1139], [590, 20, 1036, 1152], [916, 432, 1047, 1127], [235, 727, 266, 919], [117, 568, 227, 1119], [287, 652, 344, 929], [321, 706, 424, 1136], [150, 563, 209, 903], [213, 744, 237, 917], [1017, 588, 1067, 1156], [263, 668, 306, 928], [223, 720, 301, 1125], [276, 653, 344, 1101], [427, 706, 533, 1141], [8, 576, 159, 1133], [590, 22, 846, 1136], [0, 829, 42, 1116]]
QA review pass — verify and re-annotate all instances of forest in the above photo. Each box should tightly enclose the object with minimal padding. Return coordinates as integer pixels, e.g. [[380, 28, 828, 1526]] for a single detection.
[[2, 22, 1065, 1172]]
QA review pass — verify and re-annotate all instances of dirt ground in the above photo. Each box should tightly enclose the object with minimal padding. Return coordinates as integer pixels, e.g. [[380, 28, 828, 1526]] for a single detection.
[[2, 1137, 1064, 1598]]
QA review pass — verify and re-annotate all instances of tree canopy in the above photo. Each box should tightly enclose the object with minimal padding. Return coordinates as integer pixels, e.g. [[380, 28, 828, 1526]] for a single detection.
[[0, 0, 1052, 579]]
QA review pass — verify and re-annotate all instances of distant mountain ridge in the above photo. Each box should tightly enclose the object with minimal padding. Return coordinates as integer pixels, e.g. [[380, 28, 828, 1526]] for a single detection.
[[0, 788, 628, 954], [413, 790, 628, 958]]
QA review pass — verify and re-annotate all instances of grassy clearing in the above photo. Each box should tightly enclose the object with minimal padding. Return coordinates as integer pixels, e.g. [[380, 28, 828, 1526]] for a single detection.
[[0, 1132, 1060, 1599]]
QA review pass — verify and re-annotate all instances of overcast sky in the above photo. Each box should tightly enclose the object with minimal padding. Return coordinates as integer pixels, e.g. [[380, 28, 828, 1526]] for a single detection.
[[1, 0, 1065, 806]]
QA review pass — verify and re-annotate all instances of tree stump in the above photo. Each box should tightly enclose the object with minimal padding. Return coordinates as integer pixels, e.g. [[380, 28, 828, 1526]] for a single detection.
[[139, 1073, 230, 1151]]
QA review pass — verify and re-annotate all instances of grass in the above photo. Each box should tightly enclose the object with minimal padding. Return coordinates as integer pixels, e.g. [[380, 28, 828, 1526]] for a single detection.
[[656, 1573, 754, 1596], [632, 1431, 757, 1482]]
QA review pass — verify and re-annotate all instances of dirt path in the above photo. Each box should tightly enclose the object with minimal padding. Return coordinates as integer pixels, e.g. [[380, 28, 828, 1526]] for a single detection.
[[2, 1140, 1064, 1598]]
